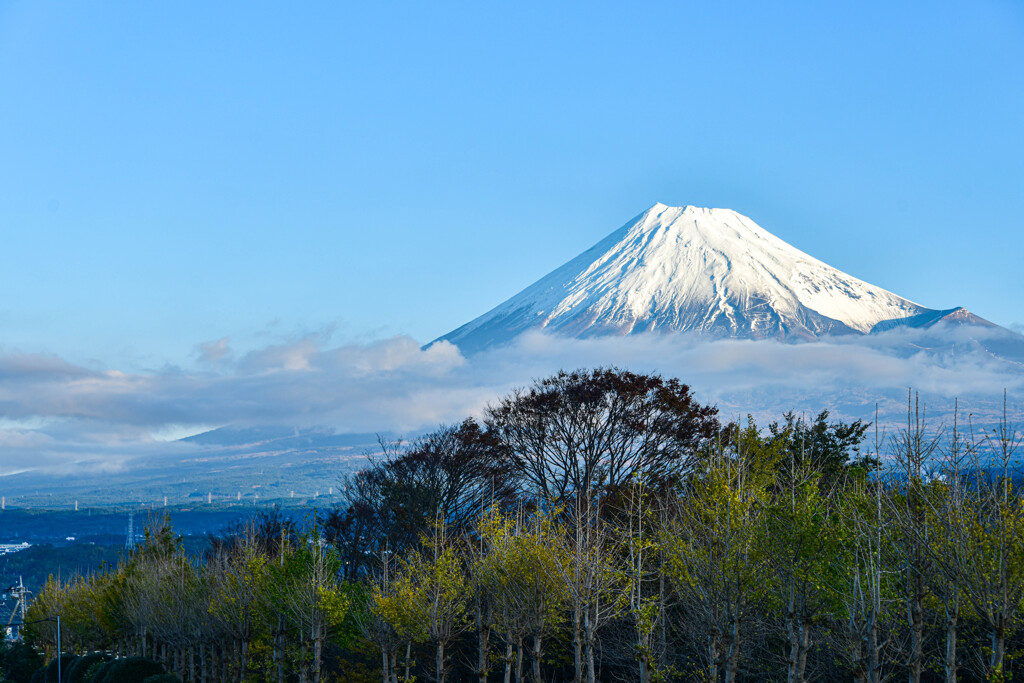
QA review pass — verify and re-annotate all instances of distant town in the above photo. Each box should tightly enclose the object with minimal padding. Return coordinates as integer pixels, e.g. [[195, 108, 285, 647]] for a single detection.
[[0, 543, 30, 556]]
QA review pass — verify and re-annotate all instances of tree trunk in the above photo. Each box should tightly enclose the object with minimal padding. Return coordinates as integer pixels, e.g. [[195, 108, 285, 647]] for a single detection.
[[658, 570, 667, 673], [299, 641, 310, 683], [943, 608, 958, 683], [990, 624, 1006, 680], [708, 628, 722, 683], [436, 640, 446, 683], [637, 651, 651, 683], [477, 622, 490, 683], [584, 617, 597, 683], [867, 614, 881, 683], [586, 637, 596, 683], [515, 636, 524, 683], [724, 615, 741, 683], [572, 607, 583, 683], [850, 630, 865, 683], [907, 584, 924, 683], [503, 641, 513, 683], [275, 616, 287, 683], [313, 632, 323, 683], [531, 634, 543, 683], [796, 621, 810, 683], [381, 646, 390, 683], [787, 613, 810, 683]]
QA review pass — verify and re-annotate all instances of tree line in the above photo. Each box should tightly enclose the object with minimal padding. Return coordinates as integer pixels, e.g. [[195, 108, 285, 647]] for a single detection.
[[16, 368, 1024, 683]]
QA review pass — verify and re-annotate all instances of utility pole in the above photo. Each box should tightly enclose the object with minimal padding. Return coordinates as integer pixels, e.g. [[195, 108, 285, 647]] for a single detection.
[[10, 615, 61, 683], [4, 576, 30, 640]]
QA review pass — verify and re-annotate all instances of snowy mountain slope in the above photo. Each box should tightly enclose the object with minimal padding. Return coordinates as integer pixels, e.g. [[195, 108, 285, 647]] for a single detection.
[[437, 204, 947, 353]]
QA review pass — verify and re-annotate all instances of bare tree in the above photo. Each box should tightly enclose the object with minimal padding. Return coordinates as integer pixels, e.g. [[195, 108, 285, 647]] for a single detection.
[[327, 422, 514, 580], [888, 392, 942, 683], [558, 495, 620, 683], [838, 413, 898, 683], [273, 534, 346, 683], [767, 445, 846, 683], [950, 394, 1024, 680], [919, 400, 975, 683], [613, 481, 669, 683], [665, 422, 777, 683], [418, 522, 470, 683], [207, 526, 268, 682], [364, 545, 422, 683]]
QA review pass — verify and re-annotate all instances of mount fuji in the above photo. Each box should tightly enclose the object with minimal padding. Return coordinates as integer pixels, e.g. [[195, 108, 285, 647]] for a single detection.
[[436, 203, 1003, 354]]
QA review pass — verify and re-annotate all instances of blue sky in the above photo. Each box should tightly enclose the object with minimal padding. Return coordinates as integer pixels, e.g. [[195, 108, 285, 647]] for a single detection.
[[1, 1, 1024, 475], [1, 0, 1022, 370]]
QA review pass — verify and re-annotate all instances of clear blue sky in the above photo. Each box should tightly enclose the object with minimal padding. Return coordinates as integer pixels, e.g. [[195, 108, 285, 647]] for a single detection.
[[2, 0, 1022, 370]]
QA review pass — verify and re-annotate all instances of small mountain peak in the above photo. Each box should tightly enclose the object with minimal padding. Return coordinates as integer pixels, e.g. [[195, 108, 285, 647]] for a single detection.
[[643, 202, 675, 217], [940, 307, 995, 327], [644, 204, 744, 221]]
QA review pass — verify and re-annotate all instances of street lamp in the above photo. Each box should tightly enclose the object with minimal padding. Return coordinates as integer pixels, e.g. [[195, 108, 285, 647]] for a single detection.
[[9, 615, 62, 683]]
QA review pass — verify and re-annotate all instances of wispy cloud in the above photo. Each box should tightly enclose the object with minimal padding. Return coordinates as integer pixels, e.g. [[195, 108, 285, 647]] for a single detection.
[[0, 325, 1021, 475], [194, 337, 233, 366]]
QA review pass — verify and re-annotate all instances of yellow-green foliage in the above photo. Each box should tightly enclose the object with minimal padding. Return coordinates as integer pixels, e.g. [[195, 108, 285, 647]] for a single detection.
[[476, 507, 566, 634], [372, 525, 470, 646], [371, 561, 429, 644], [664, 421, 780, 600]]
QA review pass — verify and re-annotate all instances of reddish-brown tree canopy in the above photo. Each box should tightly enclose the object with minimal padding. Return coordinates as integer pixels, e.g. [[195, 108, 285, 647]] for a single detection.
[[485, 368, 720, 502]]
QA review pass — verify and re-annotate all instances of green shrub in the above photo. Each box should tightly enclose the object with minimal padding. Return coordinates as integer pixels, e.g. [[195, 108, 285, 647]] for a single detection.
[[97, 658, 164, 683], [0, 642, 45, 683], [140, 675, 180, 683], [42, 654, 76, 682], [83, 660, 113, 683], [67, 654, 110, 683]]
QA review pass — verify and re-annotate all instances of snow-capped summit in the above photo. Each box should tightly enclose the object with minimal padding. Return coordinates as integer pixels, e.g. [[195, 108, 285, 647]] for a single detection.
[[436, 204, 989, 353]]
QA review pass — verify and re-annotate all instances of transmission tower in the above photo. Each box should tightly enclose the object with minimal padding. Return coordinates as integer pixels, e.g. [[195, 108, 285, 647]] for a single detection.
[[125, 510, 137, 550]]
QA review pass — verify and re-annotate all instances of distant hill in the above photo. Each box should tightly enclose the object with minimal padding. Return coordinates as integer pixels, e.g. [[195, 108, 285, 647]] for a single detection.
[[0, 428, 386, 508]]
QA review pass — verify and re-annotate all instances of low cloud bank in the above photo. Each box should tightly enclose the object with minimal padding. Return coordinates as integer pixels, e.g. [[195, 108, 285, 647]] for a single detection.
[[1, 326, 1021, 475]]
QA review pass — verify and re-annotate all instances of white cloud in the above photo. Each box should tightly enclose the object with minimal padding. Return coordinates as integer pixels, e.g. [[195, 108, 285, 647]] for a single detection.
[[0, 327, 1021, 474]]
